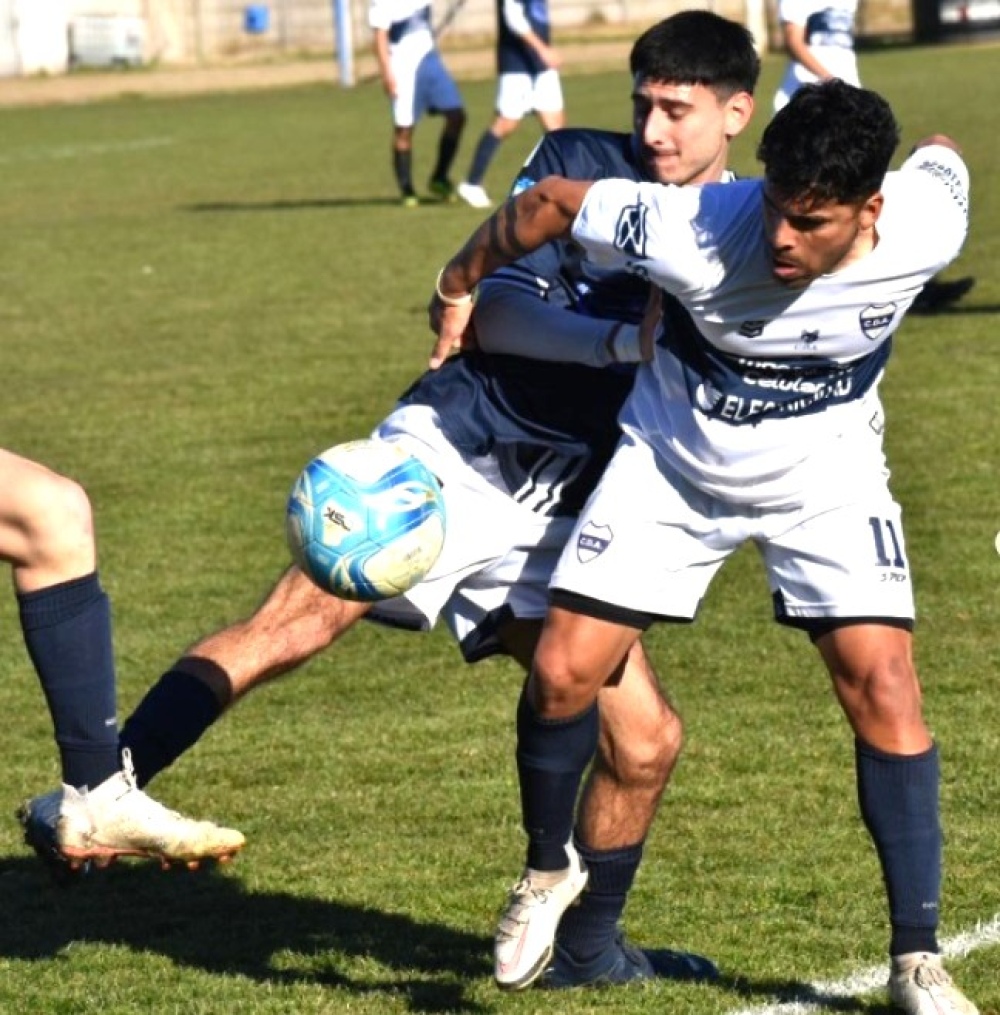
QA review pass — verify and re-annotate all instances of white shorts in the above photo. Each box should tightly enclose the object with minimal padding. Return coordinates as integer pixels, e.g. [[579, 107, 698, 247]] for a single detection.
[[366, 404, 573, 660], [392, 49, 463, 128], [551, 431, 915, 628], [495, 69, 563, 119]]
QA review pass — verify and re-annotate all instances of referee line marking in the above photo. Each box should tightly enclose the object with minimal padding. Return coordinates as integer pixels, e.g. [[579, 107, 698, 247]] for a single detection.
[[725, 913, 1000, 1015]]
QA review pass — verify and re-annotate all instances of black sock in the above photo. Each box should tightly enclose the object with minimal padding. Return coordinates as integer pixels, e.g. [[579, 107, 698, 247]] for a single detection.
[[393, 148, 414, 195], [120, 669, 224, 787], [516, 684, 598, 870], [556, 838, 643, 961], [431, 132, 459, 183], [18, 573, 119, 789], [466, 131, 501, 186], [856, 738, 942, 956]]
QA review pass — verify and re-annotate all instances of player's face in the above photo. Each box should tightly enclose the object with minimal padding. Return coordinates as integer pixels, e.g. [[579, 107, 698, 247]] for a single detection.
[[762, 185, 884, 287], [631, 77, 754, 187]]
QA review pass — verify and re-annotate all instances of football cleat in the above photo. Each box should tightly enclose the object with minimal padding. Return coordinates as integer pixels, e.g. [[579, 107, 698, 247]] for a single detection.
[[457, 182, 492, 209], [888, 952, 979, 1015], [540, 930, 720, 989], [17, 788, 90, 885], [428, 178, 457, 203], [494, 841, 589, 991], [44, 749, 245, 869], [399, 192, 420, 209]]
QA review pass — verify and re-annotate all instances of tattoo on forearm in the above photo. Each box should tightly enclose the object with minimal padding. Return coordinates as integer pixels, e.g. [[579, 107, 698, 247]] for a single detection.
[[488, 199, 532, 260]]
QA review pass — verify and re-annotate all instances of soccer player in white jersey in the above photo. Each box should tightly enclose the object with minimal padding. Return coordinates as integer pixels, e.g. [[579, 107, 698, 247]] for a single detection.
[[369, 0, 466, 206], [774, 0, 859, 111], [429, 80, 977, 1015], [21, 11, 758, 993]]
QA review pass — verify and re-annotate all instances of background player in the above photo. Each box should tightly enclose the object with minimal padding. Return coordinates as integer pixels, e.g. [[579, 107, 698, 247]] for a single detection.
[[429, 80, 977, 1015], [456, 0, 563, 209], [773, 0, 974, 313], [0, 447, 243, 872], [22, 10, 758, 993], [370, 0, 466, 206]]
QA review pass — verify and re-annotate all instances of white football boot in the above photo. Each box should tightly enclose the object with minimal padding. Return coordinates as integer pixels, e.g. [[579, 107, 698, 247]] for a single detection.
[[457, 182, 492, 209], [494, 840, 589, 990], [55, 749, 245, 868], [888, 952, 979, 1015]]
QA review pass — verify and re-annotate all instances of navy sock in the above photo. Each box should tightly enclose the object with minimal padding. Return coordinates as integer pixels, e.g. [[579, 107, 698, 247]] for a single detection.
[[431, 132, 459, 183], [466, 131, 501, 186], [556, 838, 644, 961], [120, 669, 224, 787], [393, 148, 414, 195], [516, 684, 599, 871], [856, 738, 941, 956], [18, 573, 119, 789]]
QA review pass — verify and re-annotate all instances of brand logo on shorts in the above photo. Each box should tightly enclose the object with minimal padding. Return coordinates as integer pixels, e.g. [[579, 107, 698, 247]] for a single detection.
[[860, 303, 897, 341], [577, 522, 613, 563]]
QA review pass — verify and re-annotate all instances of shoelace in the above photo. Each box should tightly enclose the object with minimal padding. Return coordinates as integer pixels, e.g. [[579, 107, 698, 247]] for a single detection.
[[912, 960, 954, 990], [118, 748, 187, 822], [496, 880, 554, 942]]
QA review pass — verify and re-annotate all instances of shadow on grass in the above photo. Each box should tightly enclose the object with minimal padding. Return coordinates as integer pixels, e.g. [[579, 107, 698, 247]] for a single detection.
[[0, 856, 896, 1013]]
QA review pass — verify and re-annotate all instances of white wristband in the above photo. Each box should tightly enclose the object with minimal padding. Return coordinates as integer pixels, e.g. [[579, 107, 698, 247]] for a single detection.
[[435, 268, 474, 307]]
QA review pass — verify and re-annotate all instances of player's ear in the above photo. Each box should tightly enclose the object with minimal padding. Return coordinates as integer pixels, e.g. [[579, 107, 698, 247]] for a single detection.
[[859, 191, 884, 229], [724, 91, 755, 140]]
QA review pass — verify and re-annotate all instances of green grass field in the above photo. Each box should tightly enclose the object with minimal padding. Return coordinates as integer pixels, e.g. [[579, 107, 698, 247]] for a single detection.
[[0, 38, 998, 1015]]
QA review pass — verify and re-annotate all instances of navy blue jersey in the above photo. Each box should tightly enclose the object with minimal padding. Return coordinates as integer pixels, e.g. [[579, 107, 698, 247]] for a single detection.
[[402, 129, 650, 517], [487, 128, 651, 322], [497, 0, 551, 75]]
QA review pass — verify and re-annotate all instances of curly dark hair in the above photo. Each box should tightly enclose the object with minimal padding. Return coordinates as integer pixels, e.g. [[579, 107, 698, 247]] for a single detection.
[[629, 11, 760, 98], [757, 80, 900, 204]]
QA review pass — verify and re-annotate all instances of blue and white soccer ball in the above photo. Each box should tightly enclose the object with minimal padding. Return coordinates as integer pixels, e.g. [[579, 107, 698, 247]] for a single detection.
[[286, 440, 446, 601]]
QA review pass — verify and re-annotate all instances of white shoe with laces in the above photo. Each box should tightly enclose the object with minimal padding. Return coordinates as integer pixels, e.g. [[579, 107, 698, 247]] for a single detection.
[[888, 952, 979, 1015], [494, 840, 589, 991], [457, 182, 492, 209], [55, 749, 245, 868]]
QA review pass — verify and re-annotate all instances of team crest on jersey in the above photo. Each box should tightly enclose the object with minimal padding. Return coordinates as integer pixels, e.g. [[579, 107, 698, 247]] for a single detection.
[[577, 522, 613, 563], [613, 200, 649, 260], [739, 320, 767, 338], [860, 303, 897, 341]]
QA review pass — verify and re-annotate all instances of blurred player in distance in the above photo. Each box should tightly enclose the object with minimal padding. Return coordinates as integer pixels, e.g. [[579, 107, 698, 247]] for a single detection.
[[0, 447, 243, 877], [370, 0, 466, 206], [457, 0, 564, 209], [429, 79, 978, 1015]]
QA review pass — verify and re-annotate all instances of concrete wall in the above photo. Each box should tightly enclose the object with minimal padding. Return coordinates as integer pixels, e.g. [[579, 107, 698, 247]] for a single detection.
[[6, 0, 916, 71]]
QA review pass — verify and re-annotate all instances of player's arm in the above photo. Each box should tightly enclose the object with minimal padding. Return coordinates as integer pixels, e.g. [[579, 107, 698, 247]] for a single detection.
[[428, 175, 592, 368], [372, 26, 395, 95], [780, 19, 834, 80], [473, 285, 641, 367]]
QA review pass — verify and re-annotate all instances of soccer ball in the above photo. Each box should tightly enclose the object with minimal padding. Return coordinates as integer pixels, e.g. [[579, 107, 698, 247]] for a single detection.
[[286, 440, 446, 601]]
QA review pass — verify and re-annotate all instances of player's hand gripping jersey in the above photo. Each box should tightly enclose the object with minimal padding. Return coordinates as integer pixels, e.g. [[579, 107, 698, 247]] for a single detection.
[[571, 144, 969, 508]]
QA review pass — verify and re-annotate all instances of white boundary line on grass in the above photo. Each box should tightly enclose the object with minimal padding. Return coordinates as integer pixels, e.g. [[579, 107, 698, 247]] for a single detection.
[[726, 913, 1000, 1015], [0, 137, 174, 164]]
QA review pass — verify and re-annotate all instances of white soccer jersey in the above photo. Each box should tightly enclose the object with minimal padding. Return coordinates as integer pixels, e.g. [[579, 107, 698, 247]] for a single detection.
[[369, 0, 434, 61], [775, 0, 860, 109], [571, 145, 969, 509]]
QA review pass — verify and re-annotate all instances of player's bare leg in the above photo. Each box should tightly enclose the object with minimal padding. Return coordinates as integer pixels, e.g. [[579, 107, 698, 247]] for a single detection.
[[0, 450, 243, 876], [817, 623, 977, 1015], [120, 565, 372, 785]]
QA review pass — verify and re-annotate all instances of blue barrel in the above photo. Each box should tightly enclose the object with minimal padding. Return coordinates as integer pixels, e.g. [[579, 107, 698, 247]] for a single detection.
[[244, 5, 270, 33]]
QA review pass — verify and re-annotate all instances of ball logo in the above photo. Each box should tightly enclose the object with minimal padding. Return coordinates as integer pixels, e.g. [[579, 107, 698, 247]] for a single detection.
[[577, 522, 612, 563]]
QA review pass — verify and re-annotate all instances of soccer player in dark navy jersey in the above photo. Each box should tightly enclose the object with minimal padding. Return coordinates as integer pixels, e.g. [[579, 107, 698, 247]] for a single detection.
[[21, 11, 760, 993]]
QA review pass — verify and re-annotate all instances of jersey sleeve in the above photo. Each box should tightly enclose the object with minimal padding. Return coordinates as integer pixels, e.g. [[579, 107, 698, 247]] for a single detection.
[[368, 0, 392, 30], [897, 144, 970, 264], [777, 0, 813, 25], [571, 179, 712, 294]]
